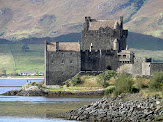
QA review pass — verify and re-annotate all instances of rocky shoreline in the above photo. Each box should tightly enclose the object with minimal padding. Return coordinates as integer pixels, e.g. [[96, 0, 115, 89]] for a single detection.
[[2, 84, 104, 97], [2, 84, 163, 121], [58, 94, 163, 121]]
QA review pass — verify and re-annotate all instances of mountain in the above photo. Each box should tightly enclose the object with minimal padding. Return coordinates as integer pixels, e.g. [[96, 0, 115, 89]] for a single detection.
[[0, 0, 162, 41]]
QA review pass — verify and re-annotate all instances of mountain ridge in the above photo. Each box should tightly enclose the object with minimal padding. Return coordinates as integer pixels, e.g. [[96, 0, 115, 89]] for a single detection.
[[0, 0, 162, 41]]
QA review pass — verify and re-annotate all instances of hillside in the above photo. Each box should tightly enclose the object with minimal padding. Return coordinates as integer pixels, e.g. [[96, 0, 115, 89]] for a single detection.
[[0, 0, 162, 40]]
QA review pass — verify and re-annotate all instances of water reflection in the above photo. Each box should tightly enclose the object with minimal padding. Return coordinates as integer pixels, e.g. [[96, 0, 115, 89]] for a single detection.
[[0, 80, 100, 122], [0, 116, 77, 122]]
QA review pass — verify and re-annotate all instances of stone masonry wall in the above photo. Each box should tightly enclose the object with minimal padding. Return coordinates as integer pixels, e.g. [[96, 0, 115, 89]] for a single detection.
[[81, 29, 123, 51], [46, 51, 80, 85], [81, 50, 119, 71], [150, 63, 163, 74]]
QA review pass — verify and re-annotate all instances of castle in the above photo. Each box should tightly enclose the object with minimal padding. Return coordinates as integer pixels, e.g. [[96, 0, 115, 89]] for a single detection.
[[44, 16, 163, 86]]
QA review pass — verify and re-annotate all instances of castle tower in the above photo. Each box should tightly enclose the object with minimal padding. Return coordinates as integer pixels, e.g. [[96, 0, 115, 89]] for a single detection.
[[114, 21, 119, 29]]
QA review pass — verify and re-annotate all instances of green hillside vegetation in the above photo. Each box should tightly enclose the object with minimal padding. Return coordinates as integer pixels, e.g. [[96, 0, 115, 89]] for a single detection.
[[0, 43, 44, 75], [130, 48, 163, 62], [37, 71, 163, 98]]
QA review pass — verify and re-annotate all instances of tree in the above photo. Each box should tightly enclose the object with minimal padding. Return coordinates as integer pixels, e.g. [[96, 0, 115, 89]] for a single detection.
[[114, 74, 134, 95], [22, 44, 29, 52], [2, 69, 6, 75], [148, 72, 163, 91], [97, 70, 117, 88], [71, 75, 82, 86]]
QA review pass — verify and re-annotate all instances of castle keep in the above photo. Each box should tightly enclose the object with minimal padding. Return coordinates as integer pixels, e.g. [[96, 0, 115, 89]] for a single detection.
[[45, 16, 163, 86]]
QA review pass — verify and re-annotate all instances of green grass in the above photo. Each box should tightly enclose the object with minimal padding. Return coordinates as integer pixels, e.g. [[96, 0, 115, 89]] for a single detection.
[[47, 86, 104, 92], [0, 44, 16, 74], [0, 43, 44, 74]]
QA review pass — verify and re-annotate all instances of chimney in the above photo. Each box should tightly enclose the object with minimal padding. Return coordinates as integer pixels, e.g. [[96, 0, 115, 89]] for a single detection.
[[84, 16, 91, 31], [56, 42, 59, 51], [120, 16, 123, 29]]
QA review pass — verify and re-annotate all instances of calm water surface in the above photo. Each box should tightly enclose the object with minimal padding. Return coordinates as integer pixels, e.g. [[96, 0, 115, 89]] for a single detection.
[[0, 79, 99, 122]]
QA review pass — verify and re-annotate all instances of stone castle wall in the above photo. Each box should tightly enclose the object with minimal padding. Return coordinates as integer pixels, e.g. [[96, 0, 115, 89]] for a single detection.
[[81, 50, 119, 71], [150, 63, 163, 74], [81, 29, 118, 51], [46, 51, 80, 85], [118, 59, 163, 76]]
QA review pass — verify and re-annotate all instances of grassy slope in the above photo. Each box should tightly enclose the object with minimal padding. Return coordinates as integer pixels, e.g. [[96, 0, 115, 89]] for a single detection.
[[0, 44, 15, 74], [9, 44, 44, 73], [42, 74, 163, 98], [0, 43, 44, 74]]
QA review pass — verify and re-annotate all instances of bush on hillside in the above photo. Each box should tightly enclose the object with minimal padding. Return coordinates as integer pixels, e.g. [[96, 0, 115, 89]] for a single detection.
[[97, 70, 117, 88], [104, 87, 115, 95], [71, 75, 82, 86], [97, 73, 109, 88], [64, 80, 71, 87], [135, 77, 148, 89], [148, 72, 163, 91], [114, 74, 134, 95], [30, 81, 43, 88], [105, 70, 117, 80]]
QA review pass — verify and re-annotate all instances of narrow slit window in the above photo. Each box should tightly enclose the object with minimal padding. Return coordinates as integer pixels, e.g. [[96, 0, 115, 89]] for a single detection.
[[61, 59, 64, 64]]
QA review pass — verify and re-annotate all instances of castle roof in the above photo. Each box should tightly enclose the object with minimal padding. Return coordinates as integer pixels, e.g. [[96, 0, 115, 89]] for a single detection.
[[89, 20, 117, 30], [47, 42, 80, 52]]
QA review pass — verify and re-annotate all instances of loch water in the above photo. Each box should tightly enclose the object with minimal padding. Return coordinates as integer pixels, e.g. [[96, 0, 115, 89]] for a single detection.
[[0, 79, 99, 122]]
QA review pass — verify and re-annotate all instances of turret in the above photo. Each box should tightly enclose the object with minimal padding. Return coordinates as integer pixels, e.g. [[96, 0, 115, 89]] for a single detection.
[[120, 16, 123, 29], [114, 21, 120, 29], [113, 39, 119, 51], [84, 16, 91, 31]]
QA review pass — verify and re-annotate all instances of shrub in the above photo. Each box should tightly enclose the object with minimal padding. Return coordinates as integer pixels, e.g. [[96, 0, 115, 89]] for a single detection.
[[97, 70, 117, 88], [131, 87, 140, 93], [148, 72, 163, 91], [135, 77, 147, 89], [104, 87, 115, 95], [64, 80, 70, 87], [105, 70, 117, 80], [71, 75, 82, 86], [31, 82, 37, 86], [30, 81, 43, 88], [97, 73, 109, 88], [114, 74, 134, 95]]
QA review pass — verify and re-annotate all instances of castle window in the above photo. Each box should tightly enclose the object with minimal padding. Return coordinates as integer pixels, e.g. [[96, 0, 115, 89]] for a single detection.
[[123, 55, 126, 58], [51, 60, 54, 63], [70, 60, 73, 64], [61, 53, 64, 57], [61, 59, 64, 64], [61, 72, 64, 75]]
